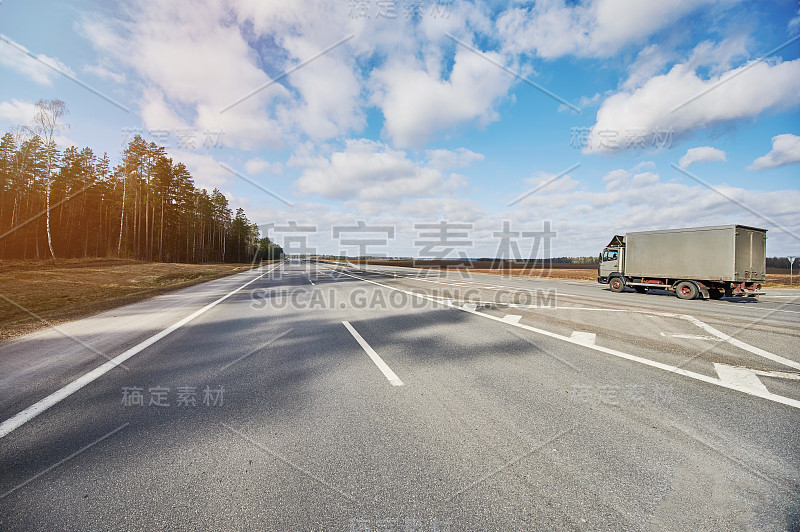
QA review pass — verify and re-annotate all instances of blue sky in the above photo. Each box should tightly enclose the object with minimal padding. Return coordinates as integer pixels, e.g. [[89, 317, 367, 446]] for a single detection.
[[1, 0, 798, 257]]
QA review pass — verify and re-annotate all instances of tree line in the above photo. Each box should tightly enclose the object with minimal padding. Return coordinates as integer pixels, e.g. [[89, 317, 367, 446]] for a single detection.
[[0, 100, 282, 263]]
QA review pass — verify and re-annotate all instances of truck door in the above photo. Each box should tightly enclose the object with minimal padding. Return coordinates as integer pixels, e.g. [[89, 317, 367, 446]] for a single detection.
[[599, 248, 620, 278]]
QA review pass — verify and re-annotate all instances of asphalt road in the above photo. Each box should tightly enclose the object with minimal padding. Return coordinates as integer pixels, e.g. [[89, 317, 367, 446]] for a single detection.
[[1, 260, 798, 530]]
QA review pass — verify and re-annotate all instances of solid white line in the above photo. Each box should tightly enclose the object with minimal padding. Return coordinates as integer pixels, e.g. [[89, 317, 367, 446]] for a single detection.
[[683, 315, 800, 371], [335, 269, 800, 410], [503, 314, 523, 324], [0, 263, 282, 439], [342, 321, 404, 387]]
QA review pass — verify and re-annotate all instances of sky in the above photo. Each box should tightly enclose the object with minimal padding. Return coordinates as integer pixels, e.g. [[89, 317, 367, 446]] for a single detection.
[[1, 0, 799, 258]]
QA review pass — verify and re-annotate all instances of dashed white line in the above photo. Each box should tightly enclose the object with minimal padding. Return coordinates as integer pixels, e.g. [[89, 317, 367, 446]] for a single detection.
[[336, 269, 800, 410], [342, 321, 404, 387]]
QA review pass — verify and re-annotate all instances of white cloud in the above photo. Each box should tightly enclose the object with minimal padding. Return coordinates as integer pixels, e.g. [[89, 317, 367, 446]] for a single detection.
[[139, 88, 188, 132], [0, 34, 75, 85], [370, 46, 515, 148], [294, 139, 468, 204], [679, 146, 727, 168], [80, 0, 288, 150], [495, 0, 730, 59], [622, 45, 673, 91], [749, 134, 800, 170], [506, 163, 800, 255], [164, 149, 232, 192], [585, 57, 800, 153], [83, 63, 127, 84], [0, 99, 36, 128], [425, 148, 484, 171], [244, 157, 282, 175]]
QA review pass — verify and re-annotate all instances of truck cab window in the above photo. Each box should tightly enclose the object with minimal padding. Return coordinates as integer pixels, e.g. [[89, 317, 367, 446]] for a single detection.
[[603, 250, 618, 261]]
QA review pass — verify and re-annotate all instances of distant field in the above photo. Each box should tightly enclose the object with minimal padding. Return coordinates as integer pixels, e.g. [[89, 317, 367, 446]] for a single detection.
[[347, 259, 797, 288], [0, 258, 262, 342]]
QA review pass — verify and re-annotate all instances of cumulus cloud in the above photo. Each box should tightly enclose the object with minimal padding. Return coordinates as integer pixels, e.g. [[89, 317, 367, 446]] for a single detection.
[[0, 99, 37, 128], [370, 46, 515, 148], [425, 148, 484, 171], [0, 34, 75, 85], [679, 146, 727, 168], [294, 139, 470, 204], [495, 0, 730, 59], [164, 149, 233, 192], [80, 0, 293, 150], [585, 57, 800, 153], [83, 63, 127, 84], [749, 134, 800, 170], [244, 157, 281, 175], [506, 162, 800, 255]]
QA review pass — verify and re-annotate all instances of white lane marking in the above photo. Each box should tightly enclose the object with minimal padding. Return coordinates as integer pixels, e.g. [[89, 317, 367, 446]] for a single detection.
[[751, 369, 800, 380], [349, 271, 800, 369], [334, 269, 800, 410], [714, 364, 770, 394], [683, 315, 800, 371], [0, 263, 283, 439], [503, 314, 522, 324], [342, 321, 404, 387], [462, 303, 478, 312], [660, 332, 719, 341], [359, 266, 800, 315], [570, 331, 597, 345]]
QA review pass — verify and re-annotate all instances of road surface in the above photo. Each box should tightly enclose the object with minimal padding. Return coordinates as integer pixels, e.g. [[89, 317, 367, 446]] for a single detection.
[[1, 260, 798, 530]]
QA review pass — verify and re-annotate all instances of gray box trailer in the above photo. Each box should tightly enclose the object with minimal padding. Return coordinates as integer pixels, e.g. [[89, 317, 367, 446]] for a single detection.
[[597, 225, 767, 300]]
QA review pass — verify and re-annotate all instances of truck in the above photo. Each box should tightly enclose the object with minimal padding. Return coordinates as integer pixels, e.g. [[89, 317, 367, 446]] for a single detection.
[[597, 225, 766, 300]]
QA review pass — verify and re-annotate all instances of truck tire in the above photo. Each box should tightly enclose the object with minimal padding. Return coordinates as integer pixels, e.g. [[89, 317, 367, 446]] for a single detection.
[[609, 277, 625, 293], [675, 281, 699, 300]]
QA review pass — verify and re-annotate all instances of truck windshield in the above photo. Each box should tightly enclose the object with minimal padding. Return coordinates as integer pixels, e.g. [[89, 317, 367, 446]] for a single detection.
[[603, 250, 618, 261]]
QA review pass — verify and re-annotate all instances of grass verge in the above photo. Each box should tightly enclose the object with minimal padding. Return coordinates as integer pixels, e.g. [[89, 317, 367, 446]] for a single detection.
[[0, 258, 263, 342]]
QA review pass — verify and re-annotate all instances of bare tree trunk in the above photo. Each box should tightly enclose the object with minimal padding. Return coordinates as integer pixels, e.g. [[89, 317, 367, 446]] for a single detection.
[[45, 180, 55, 261], [117, 177, 126, 257]]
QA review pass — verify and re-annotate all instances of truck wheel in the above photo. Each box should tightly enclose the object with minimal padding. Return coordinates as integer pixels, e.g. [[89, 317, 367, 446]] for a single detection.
[[634, 286, 648, 293], [609, 277, 625, 293], [708, 289, 723, 299], [675, 281, 699, 300]]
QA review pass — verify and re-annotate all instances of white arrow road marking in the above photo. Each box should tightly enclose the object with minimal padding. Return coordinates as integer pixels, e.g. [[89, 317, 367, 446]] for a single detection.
[[570, 331, 597, 345], [334, 269, 800, 410], [683, 315, 800, 371], [714, 363, 770, 394]]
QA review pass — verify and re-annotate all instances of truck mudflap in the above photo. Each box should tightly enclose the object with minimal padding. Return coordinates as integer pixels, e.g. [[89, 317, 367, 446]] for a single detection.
[[730, 282, 765, 297]]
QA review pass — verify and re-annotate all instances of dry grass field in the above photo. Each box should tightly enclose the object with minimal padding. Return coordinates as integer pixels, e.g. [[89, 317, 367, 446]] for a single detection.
[[0, 258, 260, 341], [349, 259, 797, 288]]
